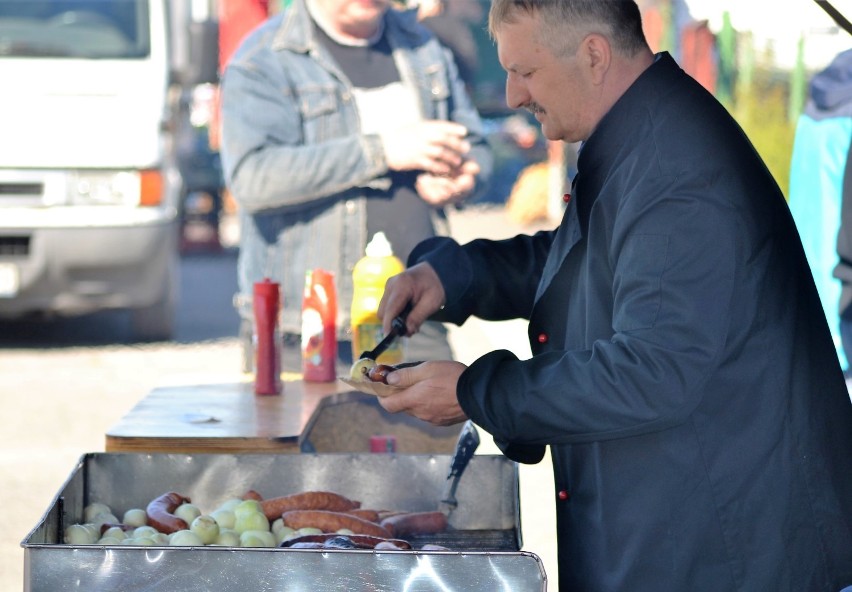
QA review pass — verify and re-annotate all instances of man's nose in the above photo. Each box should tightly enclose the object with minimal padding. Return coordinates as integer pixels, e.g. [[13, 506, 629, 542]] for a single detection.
[[505, 77, 528, 110]]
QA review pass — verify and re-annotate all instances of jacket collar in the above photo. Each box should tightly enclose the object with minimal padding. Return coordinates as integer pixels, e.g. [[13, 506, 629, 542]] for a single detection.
[[533, 53, 682, 303]]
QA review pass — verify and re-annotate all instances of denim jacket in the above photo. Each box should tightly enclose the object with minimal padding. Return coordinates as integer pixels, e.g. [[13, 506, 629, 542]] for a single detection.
[[220, 0, 493, 334]]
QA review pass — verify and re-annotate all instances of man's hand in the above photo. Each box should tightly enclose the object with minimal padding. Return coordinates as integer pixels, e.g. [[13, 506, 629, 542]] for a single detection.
[[415, 159, 481, 206], [377, 360, 468, 426], [378, 262, 445, 337], [381, 121, 470, 176]]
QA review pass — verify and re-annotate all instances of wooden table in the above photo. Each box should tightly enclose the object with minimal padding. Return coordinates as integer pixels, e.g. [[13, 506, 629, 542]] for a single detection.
[[105, 373, 352, 454]]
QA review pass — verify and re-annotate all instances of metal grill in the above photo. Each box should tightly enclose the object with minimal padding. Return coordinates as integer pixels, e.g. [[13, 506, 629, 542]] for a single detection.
[[409, 528, 520, 551]]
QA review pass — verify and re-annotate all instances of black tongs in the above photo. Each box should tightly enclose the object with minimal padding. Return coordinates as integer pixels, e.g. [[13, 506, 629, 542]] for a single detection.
[[358, 302, 412, 361]]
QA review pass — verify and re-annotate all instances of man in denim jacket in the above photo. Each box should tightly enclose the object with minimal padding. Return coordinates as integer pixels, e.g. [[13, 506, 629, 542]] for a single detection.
[[220, 0, 492, 364]]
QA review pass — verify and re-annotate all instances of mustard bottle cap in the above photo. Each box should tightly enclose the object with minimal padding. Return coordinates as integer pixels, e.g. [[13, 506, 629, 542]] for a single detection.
[[365, 231, 394, 258]]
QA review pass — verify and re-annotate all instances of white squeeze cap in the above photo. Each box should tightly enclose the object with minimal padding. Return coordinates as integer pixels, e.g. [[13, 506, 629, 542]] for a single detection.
[[365, 231, 394, 257]]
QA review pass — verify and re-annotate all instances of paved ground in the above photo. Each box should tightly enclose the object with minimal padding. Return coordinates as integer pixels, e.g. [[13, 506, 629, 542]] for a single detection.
[[1, 205, 563, 591]]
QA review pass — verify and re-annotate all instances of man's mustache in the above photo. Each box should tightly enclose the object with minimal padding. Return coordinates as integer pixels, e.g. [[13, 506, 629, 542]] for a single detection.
[[524, 103, 545, 115]]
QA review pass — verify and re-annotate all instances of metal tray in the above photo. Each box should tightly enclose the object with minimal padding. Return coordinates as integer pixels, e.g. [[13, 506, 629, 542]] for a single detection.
[[22, 452, 547, 591]]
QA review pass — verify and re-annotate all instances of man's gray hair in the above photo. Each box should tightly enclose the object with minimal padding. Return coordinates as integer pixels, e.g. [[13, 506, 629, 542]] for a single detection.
[[488, 0, 649, 57]]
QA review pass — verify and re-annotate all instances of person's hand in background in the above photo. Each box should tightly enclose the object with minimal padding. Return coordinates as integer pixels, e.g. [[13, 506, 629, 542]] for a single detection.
[[381, 120, 470, 176], [415, 159, 480, 206]]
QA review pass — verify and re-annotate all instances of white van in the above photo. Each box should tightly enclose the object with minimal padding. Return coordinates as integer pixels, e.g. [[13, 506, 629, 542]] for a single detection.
[[0, 0, 185, 340]]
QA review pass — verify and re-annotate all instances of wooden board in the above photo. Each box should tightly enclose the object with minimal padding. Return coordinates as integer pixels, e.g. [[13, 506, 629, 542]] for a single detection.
[[105, 375, 351, 454]]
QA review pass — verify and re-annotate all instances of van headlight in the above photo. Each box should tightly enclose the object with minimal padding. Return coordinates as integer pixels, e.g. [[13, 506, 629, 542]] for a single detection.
[[67, 170, 165, 207]]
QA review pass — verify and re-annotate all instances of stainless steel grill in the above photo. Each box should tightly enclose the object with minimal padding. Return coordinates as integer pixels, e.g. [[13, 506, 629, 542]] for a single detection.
[[22, 453, 548, 591]]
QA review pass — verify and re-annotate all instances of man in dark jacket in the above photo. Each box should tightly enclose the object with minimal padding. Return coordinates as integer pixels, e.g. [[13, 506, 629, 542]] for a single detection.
[[374, 1, 852, 590]]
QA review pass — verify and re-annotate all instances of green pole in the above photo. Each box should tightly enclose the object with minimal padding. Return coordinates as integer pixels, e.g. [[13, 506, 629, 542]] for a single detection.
[[788, 35, 807, 124], [717, 11, 736, 107], [661, 0, 675, 54]]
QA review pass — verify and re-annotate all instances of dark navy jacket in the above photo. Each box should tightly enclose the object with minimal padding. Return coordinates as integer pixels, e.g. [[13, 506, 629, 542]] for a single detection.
[[412, 53, 852, 591]]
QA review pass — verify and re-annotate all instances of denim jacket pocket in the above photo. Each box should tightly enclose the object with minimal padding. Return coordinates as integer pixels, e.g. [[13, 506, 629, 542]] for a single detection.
[[296, 83, 345, 140], [297, 83, 339, 118]]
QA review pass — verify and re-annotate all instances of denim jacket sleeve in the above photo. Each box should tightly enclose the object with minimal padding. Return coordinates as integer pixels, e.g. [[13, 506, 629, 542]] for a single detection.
[[219, 10, 492, 214]]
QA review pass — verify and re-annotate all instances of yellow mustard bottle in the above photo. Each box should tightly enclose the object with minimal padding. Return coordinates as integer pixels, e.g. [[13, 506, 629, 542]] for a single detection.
[[351, 232, 405, 364]]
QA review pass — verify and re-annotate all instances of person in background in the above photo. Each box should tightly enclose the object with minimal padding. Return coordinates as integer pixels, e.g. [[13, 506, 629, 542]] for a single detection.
[[416, 0, 482, 92], [219, 0, 492, 364], [375, 1, 852, 589], [835, 136, 852, 378], [789, 48, 852, 374]]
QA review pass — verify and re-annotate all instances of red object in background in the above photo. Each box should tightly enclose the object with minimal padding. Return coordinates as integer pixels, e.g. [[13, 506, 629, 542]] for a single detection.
[[301, 269, 338, 382], [253, 278, 282, 395], [370, 435, 397, 453], [218, 0, 269, 73], [641, 5, 664, 53], [210, 0, 270, 153], [680, 21, 718, 94]]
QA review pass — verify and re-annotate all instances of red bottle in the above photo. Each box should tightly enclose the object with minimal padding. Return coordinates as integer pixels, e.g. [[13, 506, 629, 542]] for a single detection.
[[301, 269, 337, 382], [253, 278, 282, 395]]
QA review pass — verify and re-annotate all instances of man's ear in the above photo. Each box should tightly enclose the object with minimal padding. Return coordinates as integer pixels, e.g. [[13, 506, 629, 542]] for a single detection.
[[581, 33, 611, 85]]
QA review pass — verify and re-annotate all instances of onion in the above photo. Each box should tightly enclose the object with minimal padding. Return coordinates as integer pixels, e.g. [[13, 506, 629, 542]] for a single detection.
[[83, 503, 112, 523], [65, 524, 98, 545], [211, 508, 236, 530], [234, 510, 269, 535], [233, 500, 262, 519], [190, 515, 220, 545], [122, 508, 148, 527], [350, 358, 377, 380], [240, 530, 275, 547], [215, 529, 241, 547], [169, 530, 204, 546], [174, 503, 201, 524], [101, 526, 127, 541]]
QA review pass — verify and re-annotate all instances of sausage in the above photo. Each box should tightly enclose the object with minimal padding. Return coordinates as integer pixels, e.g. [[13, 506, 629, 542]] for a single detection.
[[345, 508, 381, 523], [145, 492, 192, 534], [379, 511, 448, 538], [279, 533, 411, 549], [260, 491, 361, 521], [241, 489, 263, 502], [282, 510, 392, 539], [375, 509, 408, 521], [367, 361, 424, 383], [367, 364, 395, 384]]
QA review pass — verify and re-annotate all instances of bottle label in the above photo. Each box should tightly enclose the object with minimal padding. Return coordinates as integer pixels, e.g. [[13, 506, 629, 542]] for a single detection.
[[301, 308, 324, 367], [353, 322, 404, 364]]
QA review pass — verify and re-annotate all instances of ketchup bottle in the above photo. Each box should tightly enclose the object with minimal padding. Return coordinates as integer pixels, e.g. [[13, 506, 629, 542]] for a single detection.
[[301, 269, 337, 382], [253, 278, 282, 395]]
